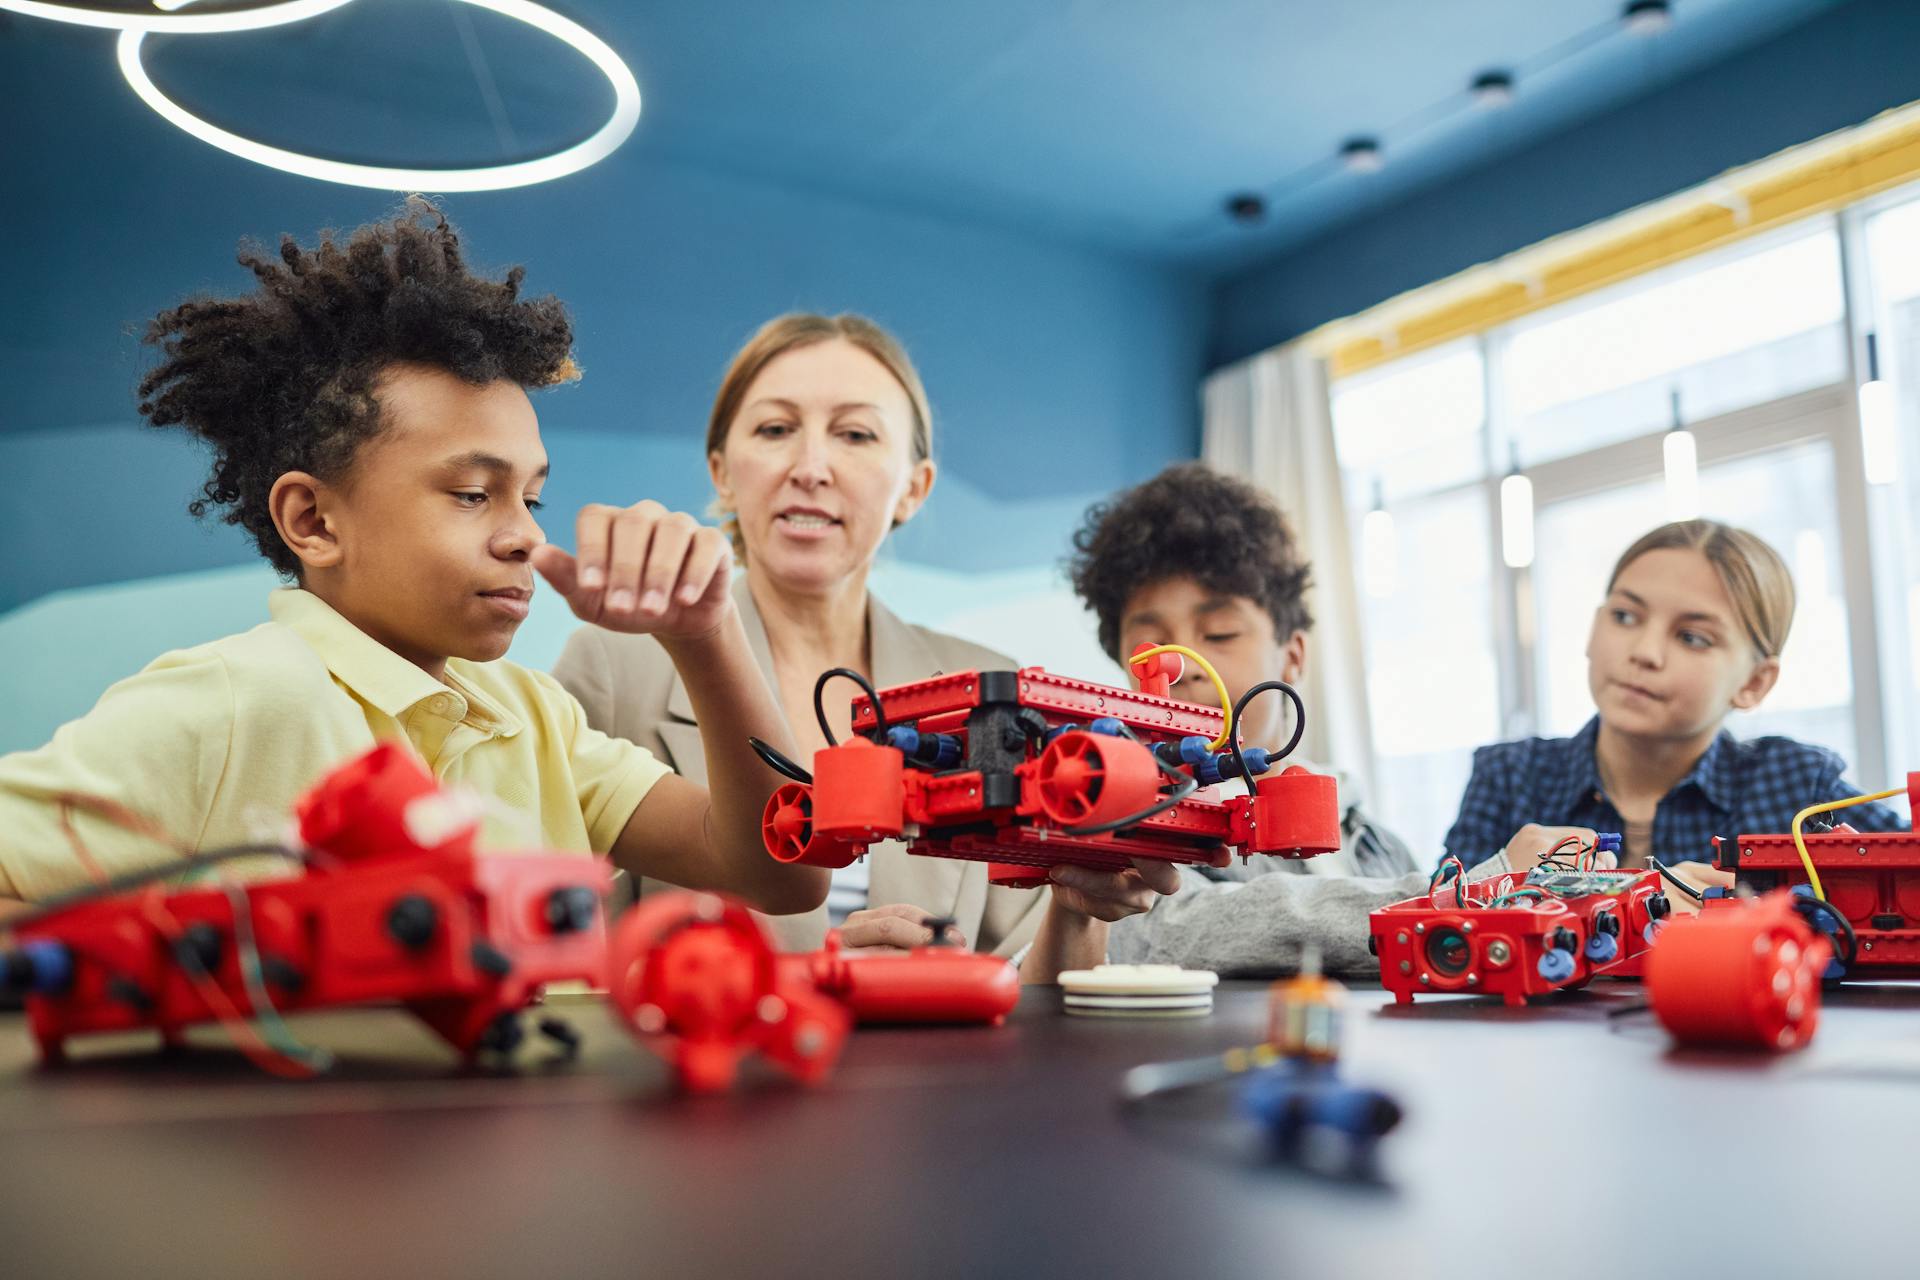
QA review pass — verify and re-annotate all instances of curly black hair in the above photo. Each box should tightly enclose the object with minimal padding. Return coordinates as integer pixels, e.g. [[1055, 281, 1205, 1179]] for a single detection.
[[1068, 462, 1314, 660], [137, 197, 578, 576]]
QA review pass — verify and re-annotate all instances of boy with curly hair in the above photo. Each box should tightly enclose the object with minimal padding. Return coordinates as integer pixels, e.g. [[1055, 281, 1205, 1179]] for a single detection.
[[1059, 463, 1537, 977], [0, 201, 823, 920]]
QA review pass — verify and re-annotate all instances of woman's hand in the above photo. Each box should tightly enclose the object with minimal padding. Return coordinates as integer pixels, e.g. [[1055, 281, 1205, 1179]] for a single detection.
[[532, 502, 734, 641], [1503, 824, 1614, 872], [838, 903, 967, 952]]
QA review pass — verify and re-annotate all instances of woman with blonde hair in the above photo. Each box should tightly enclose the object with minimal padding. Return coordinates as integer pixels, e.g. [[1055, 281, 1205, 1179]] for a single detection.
[[553, 313, 1176, 977], [1445, 519, 1906, 885]]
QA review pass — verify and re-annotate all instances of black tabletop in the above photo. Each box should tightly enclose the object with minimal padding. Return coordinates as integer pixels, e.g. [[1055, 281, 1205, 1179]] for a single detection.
[[3, 979, 1917, 1280]]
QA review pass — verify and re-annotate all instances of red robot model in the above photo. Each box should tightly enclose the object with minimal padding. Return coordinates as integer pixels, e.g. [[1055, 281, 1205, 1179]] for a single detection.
[[605, 890, 1021, 1092], [756, 646, 1341, 890], [0, 743, 612, 1071], [1369, 856, 1671, 1007], [1704, 772, 1920, 977]]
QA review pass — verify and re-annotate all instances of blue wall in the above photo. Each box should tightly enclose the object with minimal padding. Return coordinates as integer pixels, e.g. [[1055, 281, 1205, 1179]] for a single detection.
[[1210, 0, 1920, 368], [0, 24, 1208, 614]]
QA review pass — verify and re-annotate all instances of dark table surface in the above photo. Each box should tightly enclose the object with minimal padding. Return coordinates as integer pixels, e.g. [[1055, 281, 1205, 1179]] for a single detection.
[[3, 978, 1918, 1280]]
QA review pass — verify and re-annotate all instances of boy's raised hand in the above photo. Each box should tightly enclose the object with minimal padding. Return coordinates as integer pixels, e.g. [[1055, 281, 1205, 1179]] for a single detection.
[[533, 502, 735, 641]]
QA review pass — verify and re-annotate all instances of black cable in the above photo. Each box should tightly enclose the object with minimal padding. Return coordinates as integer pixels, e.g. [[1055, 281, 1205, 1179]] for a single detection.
[[3, 843, 305, 933], [1792, 893, 1858, 971], [812, 667, 888, 748], [1226, 680, 1306, 797], [1649, 857, 1706, 903], [748, 736, 813, 785], [1060, 723, 1201, 837]]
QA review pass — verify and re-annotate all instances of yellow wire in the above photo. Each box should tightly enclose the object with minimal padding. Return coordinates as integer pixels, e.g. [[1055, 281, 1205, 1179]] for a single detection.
[[1129, 643, 1234, 752], [1789, 786, 1904, 900]]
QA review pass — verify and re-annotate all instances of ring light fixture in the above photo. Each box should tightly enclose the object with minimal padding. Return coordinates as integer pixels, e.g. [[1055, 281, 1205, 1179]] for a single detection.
[[6, 0, 642, 191]]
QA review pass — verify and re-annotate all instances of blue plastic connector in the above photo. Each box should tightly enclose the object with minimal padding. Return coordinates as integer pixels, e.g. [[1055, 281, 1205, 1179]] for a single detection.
[[1, 939, 74, 997], [1789, 884, 1850, 980], [1239, 1059, 1401, 1171], [1594, 832, 1623, 855], [1537, 947, 1576, 982], [1584, 932, 1619, 964], [884, 725, 963, 769], [1088, 717, 1125, 737], [1218, 746, 1273, 779]]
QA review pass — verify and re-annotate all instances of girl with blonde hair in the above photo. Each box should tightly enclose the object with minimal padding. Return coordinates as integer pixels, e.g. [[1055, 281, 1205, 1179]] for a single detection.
[[1446, 519, 1906, 884]]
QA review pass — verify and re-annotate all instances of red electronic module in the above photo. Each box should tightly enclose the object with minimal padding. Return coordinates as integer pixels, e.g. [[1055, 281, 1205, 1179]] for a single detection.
[[1369, 867, 1671, 1006], [758, 649, 1340, 890], [0, 743, 612, 1069]]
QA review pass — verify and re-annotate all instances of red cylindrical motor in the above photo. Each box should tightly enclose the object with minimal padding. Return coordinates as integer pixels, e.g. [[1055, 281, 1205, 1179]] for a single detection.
[[1033, 731, 1164, 830], [1645, 891, 1830, 1051], [1246, 765, 1341, 856], [786, 933, 1020, 1026], [811, 738, 907, 843]]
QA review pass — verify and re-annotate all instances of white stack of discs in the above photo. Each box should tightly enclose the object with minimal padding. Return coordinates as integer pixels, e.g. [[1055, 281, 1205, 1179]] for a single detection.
[[1058, 964, 1219, 1018]]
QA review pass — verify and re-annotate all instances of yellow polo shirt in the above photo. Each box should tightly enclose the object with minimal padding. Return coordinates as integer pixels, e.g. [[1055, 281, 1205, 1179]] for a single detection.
[[0, 588, 669, 902]]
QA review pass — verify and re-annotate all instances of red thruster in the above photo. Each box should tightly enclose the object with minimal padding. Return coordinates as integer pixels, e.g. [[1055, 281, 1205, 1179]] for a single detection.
[[1646, 890, 1828, 1051]]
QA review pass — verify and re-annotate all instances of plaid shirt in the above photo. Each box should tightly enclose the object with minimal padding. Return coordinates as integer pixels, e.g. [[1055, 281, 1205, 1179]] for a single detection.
[[1443, 716, 1909, 871]]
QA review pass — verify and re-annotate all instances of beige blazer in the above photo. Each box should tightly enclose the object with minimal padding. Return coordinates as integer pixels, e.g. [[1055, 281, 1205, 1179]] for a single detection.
[[551, 579, 1051, 955]]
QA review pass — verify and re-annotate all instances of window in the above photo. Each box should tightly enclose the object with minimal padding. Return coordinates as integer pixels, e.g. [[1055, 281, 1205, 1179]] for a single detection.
[[1332, 340, 1485, 505], [1325, 202, 1907, 859], [1505, 226, 1846, 466], [1356, 488, 1500, 853], [1864, 193, 1920, 770]]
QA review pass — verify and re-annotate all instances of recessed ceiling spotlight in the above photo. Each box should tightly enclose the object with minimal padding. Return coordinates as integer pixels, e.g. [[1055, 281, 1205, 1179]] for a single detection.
[[1471, 70, 1515, 108], [1224, 193, 1267, 224], [1622, 0, 1673, 36], [1340, 137, 1384, 174]]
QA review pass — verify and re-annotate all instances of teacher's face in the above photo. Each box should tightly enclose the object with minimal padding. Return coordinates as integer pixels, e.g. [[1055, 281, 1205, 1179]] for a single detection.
[[710, 339, 934, 593]]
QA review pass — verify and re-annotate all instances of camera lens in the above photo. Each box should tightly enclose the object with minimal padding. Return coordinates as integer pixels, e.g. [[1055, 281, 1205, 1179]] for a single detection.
[[1426, 926, 1472, 978]]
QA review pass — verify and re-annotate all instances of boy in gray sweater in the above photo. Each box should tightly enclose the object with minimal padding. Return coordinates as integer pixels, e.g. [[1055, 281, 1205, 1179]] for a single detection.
[[1063, 465, 1568, 978]]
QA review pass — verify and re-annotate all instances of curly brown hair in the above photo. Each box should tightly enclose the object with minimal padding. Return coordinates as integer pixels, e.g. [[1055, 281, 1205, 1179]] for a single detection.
[[1069, 462, 1314, 660], [137, 198, 578, 576]]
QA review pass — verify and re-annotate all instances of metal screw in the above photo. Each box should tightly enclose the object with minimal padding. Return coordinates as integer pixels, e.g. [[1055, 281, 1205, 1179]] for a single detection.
[[795, 1024, 827, 1057], [1743, 847, 1753, 858], [1467, 973, 1480, 986], [1419, 973, 1431, 985], [634, 1003, 665, 1033], [1864, 940, 1875, 952], [756, 995, 787, 1024], [1398, 960, 1411, 974], [1487, 940, 1512, 966], [1859, 846, 1869, 857], [1462, 921, 1475, 933], [1414, 923, 1426, 935]]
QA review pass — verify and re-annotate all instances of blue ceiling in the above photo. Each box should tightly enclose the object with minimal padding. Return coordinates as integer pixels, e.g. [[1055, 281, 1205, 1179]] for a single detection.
[[6, 0, 1846, 271]]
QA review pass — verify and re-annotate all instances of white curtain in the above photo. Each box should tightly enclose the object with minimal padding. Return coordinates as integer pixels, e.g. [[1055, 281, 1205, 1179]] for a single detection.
[[1201, 341, 1377, 806]]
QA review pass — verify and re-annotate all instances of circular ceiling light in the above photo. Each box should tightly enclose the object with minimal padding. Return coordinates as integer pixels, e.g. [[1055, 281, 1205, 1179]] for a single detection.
[[0, 0, 355, 34], [114, 0, 642, 192]]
